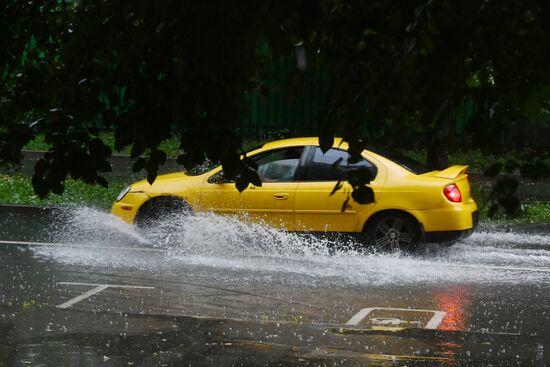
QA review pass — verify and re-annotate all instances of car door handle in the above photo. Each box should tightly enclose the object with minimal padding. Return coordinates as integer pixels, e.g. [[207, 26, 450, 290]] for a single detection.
[[273, 193, 289, 200]]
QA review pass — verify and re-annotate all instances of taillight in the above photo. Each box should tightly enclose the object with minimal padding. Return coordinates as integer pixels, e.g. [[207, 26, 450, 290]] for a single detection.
[[444, 184, 462, 202]]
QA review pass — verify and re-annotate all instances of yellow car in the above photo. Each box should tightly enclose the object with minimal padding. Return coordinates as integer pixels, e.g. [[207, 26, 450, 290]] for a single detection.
[[112, 137, 478, 250]]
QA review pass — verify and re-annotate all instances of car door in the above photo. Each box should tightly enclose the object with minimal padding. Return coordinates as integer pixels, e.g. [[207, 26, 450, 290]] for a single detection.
[[240, 146, 306, 230], [198, 167, 243, 215], [295, 147, 380, 232]]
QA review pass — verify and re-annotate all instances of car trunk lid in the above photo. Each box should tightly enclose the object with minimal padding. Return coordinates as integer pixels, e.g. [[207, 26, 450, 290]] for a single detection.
[[422, 165, 471, 202]]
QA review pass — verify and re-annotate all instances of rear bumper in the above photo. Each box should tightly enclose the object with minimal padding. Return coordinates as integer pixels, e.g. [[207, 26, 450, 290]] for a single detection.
[[411, 198, 478, 232], [424, 210, 478, 243]]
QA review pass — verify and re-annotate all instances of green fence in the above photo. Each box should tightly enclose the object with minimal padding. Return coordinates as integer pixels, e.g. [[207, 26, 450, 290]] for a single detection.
[[241, 57, 475, 142], [241, 57, 328, 139], [240, 57, 548, 150]]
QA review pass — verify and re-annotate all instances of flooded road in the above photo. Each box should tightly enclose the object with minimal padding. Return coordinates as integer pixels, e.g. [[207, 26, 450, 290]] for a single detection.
[[0, 207, 549, 365]]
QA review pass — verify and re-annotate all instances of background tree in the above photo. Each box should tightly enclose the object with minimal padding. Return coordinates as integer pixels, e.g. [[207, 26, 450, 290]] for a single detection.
[[1, 0, 549, 215]]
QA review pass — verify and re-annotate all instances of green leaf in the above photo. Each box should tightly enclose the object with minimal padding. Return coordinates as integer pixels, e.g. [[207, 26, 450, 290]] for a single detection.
[[351, 185, 375, 204], [96, 176, 109, 188], [504, 160, 519, 174], [498, 196, 522, 217], [347, 168, 374, 187], [487, 203, 499, 218], [31, 175, 49, 199], [484, 163, 503, 178], [318, 132, 334, 154], [150, 149, 167, 166], [235, 175, 248, 192], [132, 157, 146, 172], [131, 143, 145, 159], [51, 182, 65, 195], [346, 140, 366, 164], [245, 168, 262, 187], [493, 177, 519, 197], [340, 196, 350, 212], [330, 180, 343, 196], [146, 164, 158, 185], [520, 161, 549, 181]]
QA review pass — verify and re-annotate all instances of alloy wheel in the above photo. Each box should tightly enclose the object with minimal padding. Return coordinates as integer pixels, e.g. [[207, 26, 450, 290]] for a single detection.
[[374, 217, 414, 251]]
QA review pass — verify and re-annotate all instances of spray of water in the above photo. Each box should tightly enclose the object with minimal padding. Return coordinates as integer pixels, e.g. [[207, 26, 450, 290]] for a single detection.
[[32, 207, 550, 286], [49, 206, 149, 246]]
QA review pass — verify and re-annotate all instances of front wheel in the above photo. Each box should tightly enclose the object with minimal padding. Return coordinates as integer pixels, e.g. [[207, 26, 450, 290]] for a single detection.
[[134, 196, 192, 229], [365, 213, 420, 252]]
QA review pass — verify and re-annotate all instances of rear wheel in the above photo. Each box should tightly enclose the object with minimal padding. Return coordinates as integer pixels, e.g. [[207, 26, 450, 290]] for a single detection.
[[134, 196, 192, 228], [365, 213, 420, 252]]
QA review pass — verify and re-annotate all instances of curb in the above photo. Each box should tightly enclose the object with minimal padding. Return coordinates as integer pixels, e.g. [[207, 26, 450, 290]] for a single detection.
[[0, 203, 548, 234], [0, 203, 58, 214], [479, 222, 550, 235]]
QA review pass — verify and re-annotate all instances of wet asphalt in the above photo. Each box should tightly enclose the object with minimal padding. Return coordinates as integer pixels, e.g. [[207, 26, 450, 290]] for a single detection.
[[0, 209, 549, 366]]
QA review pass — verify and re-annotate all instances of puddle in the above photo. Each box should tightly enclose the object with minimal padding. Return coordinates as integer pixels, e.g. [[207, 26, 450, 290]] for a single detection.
[[14, 207, 550, 286]]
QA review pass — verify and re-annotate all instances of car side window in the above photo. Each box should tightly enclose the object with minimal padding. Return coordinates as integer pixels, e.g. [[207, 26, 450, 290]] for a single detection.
[[254, 147, 304, 182], [207, 147, 304, 184], [305, 147, 377, 181]]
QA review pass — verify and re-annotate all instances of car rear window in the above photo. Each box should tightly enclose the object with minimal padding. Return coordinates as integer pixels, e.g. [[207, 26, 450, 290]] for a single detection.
[[369, 148, 430, 175], [305, 147, 378, 181]]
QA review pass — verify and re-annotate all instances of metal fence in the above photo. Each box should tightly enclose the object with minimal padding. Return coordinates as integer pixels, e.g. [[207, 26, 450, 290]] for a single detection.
[[240, 57, 548, 150], [241, 57, 328, 139]]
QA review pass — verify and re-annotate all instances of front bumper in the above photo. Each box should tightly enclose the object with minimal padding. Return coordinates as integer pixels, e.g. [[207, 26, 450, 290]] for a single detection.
[[111, 192, 150, 224]]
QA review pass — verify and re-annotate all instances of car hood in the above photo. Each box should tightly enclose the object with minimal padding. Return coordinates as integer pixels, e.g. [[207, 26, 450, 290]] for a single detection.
[[130, 171, 202, 193]]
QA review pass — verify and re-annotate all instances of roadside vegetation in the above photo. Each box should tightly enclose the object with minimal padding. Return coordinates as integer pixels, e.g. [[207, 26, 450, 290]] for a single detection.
[[0, 134, 546, 224], [1, 1, 549, 222], [1, 172, 548, 223], [471, 184, 550, 224], [23, 133, 545, 174], [0, 174, 124, 209]]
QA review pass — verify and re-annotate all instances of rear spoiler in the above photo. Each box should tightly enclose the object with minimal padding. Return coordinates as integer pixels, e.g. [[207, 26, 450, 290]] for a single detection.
[[432, 165, 469, 179]]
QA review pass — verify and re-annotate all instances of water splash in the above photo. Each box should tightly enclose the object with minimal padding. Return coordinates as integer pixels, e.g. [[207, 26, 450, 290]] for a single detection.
[[32, 207, 550, 286], [49, 206, 148, 246]]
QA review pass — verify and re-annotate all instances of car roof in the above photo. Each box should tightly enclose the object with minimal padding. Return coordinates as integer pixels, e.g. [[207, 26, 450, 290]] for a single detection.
[[254, 137, 417, 176], [260, 137, 345, 150]]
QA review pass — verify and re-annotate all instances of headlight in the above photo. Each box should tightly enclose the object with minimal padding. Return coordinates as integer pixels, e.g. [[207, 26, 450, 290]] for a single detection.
[[116, 186, 131, 202]]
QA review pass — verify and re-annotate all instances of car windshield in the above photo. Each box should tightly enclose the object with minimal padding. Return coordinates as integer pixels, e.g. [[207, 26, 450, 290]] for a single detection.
[[369, 148, 431, 175], [186, 144, 266, 176], [186, 160, 218, 176]]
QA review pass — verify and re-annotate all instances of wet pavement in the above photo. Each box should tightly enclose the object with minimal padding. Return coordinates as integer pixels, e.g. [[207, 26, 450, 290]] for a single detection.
[[0, 208, 549, 366]]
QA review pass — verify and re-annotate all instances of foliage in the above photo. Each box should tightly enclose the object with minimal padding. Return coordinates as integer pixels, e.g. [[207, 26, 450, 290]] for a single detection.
[[1, 0, 549, 215], [26, 133, 184, 157], [0, 174, 123, 209], [482, 154, 550, 217], [2, 173, 548, 224]]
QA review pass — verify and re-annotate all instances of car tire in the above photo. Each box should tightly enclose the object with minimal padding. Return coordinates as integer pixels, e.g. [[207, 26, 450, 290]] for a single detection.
[[365, 213, 420, 252], [134, 196, 192, 228]]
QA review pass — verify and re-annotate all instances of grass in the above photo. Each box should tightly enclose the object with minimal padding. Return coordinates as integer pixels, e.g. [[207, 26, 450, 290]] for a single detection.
[[15, 133, 550, 224], [24, 133, 533, 173], [0, 174, 124, 209], [470, 182, 550, 224], [25, 133, 183, 157], [0, 174, 549, 224]]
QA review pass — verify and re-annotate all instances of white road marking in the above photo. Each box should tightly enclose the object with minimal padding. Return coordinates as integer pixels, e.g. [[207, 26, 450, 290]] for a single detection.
[[56, 282, 155, 309], [0, 239, 163, 252], [346, 307, 447, 330], [56, 284, 109, 309]]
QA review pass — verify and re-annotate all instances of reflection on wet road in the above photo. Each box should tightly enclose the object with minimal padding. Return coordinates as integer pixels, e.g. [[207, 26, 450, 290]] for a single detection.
[[0, 207, 549, 365]]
